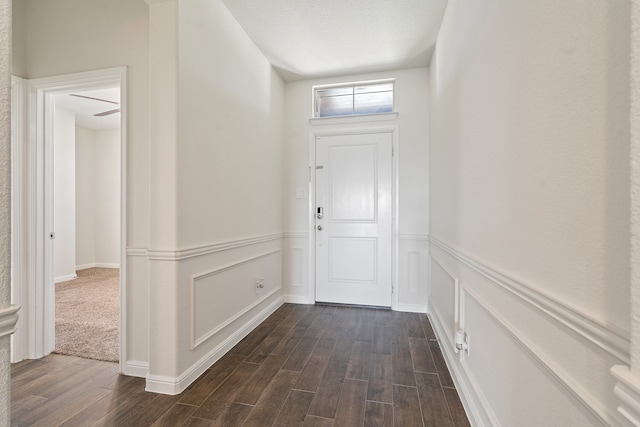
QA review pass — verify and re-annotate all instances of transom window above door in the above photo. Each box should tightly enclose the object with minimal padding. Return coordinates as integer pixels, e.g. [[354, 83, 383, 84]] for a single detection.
[[313, 79, 395, 118]]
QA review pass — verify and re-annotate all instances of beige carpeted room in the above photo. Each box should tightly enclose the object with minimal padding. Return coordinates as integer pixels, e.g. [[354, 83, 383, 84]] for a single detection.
[[55, 268, 119, 362], [51, 88, 122, 363]]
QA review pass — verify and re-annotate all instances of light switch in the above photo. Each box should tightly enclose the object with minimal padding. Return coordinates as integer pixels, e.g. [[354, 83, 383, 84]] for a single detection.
[[295, 188, 307, 199]]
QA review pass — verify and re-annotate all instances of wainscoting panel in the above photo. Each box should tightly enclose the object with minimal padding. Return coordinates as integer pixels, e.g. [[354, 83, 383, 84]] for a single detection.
[[283, 233, 311, 304], [397, 234, 429, 312], [190, 250, 282, 349], [428, 239, 630, 427], [144, 235, 285, 395], [429, 254, 457, 345]]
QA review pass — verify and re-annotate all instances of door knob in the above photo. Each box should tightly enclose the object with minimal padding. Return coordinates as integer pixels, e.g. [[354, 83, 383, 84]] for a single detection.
[[317, 225, 323, 231]]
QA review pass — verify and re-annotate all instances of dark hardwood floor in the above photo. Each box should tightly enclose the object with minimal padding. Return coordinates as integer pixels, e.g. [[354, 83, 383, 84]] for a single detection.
[[11, 303, 471, 426]]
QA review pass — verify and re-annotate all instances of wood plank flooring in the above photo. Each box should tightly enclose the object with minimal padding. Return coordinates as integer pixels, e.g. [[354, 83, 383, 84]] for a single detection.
[[11, 303, 471, 426]]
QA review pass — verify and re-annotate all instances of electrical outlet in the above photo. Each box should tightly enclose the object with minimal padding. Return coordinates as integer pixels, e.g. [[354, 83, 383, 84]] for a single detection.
[[255, 277, 265, 294]]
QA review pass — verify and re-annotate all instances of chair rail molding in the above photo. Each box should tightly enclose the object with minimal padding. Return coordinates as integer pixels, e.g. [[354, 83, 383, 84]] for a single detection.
[[144, 233, 284, 261], [429, 236, 630, 364], [0, 305, 20, 338]]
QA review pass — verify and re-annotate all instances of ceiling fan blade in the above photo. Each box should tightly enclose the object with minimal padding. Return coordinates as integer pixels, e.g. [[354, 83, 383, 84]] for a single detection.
[[70, 94, 120, 105], [94, 108, 121, 117]]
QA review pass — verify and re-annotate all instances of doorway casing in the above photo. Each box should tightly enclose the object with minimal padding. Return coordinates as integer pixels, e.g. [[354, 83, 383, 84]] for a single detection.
[[17, 67, 128, 370], [308, 124, 399, 309]]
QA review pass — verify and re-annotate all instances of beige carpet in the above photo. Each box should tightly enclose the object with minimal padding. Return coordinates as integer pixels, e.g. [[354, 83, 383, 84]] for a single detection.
[[55, 268, 119, 362]]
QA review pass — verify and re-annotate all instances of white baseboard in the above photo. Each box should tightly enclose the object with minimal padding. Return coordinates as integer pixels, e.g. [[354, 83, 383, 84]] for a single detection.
[[122, 360, 149, 378], [284, 294, 313, 304], [145, 296, 285, 395], [396, 303, 427, 313], [76, 263, 120, 270], [54, 274, 77, 283]]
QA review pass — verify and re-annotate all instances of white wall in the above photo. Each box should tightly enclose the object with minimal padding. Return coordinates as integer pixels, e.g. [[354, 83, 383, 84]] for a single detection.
[[429, 0, 630, 425], [283, 68, 430, 311], [145, 0, 285, 393], [21, 0, 149, 372], [94, 129, 120, 266], [53, 108, 76, 282], [75, 127, 120, 270], [75, 127, 96, 268]]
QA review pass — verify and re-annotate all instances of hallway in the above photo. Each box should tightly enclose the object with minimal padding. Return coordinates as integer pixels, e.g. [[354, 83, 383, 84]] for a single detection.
[[11, 303, 469, 426]]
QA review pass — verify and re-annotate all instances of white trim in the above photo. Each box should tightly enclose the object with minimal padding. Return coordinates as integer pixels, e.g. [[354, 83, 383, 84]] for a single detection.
[[27, 67, 128, 370], [429, 236, 630, 364], [284, 232, 308, 239], [396, 303, 427, 313], [398, 233, 429, 242], [122, 360, 149, 378], [126, 247, 148, 257], [76, 263, 120, 270], [147, 233, 283, 261], [146, 296, 284, 395], [189, 249, 283, 349], [462, 285, 622, 426], [0, 306, 21, 338], [54, 274, 77, 284], [310, 112, 398, 126], [284, 294, 313, 304], [309, 126, 400, 309], [611, 365, 640, 425]]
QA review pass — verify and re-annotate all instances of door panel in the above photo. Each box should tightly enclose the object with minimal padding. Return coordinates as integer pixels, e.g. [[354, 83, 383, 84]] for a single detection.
[[315, 132, 392, 307]]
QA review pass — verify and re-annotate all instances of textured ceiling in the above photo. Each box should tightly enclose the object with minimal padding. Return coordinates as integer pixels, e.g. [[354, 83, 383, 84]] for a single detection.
[[220, 0, 448, 81]]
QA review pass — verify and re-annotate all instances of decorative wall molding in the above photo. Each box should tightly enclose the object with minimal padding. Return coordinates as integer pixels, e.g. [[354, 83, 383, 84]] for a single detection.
[[611, 365, 640, 425], [126, 247, 148, 257], [146, 297, 283, 395], [398, 233, 430, 242], [463, 286, 620, 426], [284, 295, 313, 304], [396, 303, 427, 313], [0, 305, 20, 338], [190, 249, 282, 349], [130, 233, 284, 261], [122, 360, 149, 378], [429, 236, 630, 364], [284, 232, 308, 239]]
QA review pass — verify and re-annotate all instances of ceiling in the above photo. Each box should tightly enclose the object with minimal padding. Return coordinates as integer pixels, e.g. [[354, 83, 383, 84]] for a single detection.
[[53, 88, 121, 131], [220, 0, 449, 81], [49, 2, 448, 125]]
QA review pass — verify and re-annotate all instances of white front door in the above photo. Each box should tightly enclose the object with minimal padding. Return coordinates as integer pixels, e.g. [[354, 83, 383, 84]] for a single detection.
[[315, 132, 393, 307]]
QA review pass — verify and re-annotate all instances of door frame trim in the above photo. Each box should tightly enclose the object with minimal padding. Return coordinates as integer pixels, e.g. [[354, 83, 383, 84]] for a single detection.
[[308, 125, 399, 310], [25, 67, 128, 370]]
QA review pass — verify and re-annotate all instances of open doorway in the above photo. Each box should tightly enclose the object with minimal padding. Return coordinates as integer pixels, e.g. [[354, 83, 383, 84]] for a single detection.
[[51, 88, 121, 362], [15, 68, 128, 370]]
